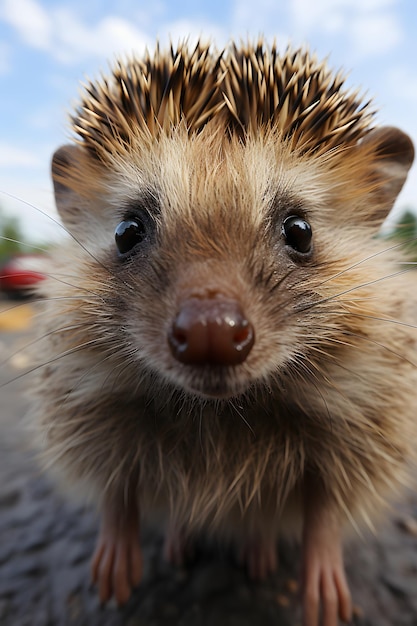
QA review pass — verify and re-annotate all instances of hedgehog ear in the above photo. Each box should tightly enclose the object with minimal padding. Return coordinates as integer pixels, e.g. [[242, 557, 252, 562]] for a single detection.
[[51, 144, 105, 240], [360, 126, 414, 221], [51, 144, 87, 232]]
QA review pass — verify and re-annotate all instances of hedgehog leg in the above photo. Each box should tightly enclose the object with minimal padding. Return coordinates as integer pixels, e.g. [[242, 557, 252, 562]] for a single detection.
[[91, 497, 142, 606], [301, 483, 352, 626], [163, 521, 194, 566], [239, 535, 278, 581]]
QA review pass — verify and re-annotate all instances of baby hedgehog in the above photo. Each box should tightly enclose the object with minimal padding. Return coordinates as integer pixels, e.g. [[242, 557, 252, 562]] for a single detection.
[[31, 41, 417, 626]]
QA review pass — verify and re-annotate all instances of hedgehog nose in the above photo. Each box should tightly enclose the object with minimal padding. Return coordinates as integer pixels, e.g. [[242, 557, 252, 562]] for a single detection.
[[168, 297, 254, 366]]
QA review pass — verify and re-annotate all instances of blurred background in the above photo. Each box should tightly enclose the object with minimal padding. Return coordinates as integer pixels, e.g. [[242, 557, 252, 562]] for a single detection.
[[0, 0, 416, 251]]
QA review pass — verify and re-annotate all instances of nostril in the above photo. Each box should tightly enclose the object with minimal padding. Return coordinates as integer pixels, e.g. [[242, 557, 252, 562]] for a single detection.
[[168, 309, 208, 364], [168, 298, 255, 366], [171, 328, 187, 348], [210, 314, 254, 365]]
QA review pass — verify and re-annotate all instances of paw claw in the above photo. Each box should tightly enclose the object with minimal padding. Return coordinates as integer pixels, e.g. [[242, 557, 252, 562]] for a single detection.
[[302, 536, 351, 626], [91, 509, 142, 606]]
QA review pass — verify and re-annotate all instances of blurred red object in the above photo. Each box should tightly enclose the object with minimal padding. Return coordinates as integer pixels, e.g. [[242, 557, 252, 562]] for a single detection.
[[0, 254, 46, 297]]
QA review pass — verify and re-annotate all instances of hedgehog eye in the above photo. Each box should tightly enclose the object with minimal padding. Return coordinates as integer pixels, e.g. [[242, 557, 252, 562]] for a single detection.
[[282, 216, 312, 254], [115, 218, 147, 254]]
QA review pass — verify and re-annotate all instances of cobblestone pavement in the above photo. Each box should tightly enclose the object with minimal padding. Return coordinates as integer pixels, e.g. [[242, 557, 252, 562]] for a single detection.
[[1, 304, 417, 626]]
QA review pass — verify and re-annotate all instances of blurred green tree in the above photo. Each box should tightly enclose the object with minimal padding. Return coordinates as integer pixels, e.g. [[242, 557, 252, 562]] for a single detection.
[[386, 208, 417, 261], [0, 207, 26, 261]]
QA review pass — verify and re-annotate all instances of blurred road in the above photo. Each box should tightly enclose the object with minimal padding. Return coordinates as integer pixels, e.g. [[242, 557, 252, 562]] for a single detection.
[[0, 297, 417, 626]]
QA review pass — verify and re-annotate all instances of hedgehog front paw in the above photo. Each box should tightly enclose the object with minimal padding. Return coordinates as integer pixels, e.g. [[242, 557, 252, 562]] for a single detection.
[[301, 552, 352, 626], [301, 515, 352, 626], [91, 503, 142, 606]]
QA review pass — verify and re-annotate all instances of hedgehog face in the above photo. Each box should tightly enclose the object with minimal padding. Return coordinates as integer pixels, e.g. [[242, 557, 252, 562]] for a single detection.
[[50, 42, 414, 400], [108, 130, 325, 398]]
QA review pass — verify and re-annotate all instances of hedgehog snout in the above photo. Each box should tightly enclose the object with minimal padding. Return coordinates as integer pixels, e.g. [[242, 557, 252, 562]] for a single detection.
[[168, 295, 254, 366]]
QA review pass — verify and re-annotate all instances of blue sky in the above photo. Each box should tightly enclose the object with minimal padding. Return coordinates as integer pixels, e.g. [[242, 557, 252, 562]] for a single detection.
[[0, 0, 416, 241]]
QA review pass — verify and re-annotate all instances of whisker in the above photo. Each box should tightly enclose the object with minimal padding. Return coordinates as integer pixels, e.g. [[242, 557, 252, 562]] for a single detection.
[[0, 338, 105, 389], [340, 329, 417, 368], [297, 268, 412, 315], [229, 398, 255, 437], [0, 322, 92, 369], [315, 236, 417, 290], [0, 270, 109, 301], [267, 268, 296, 294], [101, 352, 139, 395], [0, 235, 49, 253], [285, 355, 334, 426], [330, 310, 417, 331], [53, 350, 126, 416], [0, 190, 133, 292]]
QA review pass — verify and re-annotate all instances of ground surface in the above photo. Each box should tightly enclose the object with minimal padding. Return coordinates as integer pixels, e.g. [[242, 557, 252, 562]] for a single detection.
[[0, 298, 417, 626]]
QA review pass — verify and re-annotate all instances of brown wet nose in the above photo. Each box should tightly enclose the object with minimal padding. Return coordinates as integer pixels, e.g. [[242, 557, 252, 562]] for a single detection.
[[168, 297, 254, 366]]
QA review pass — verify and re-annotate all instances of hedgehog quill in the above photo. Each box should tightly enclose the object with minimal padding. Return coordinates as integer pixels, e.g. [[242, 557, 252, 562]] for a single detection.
[[30, 41, 417, 626]]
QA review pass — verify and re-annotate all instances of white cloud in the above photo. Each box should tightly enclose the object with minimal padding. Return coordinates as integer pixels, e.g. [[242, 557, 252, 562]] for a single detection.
[[351, 13, 401, 57], [0, 142, 42, 168], [157, 18, 228, 48], [290, 0, 399, 29], [230, 0, 290, 42], [230, 0, 402, 54], [50, 9, 152, 63], [0, 0, 52, 49], [0, 0, 152, 64], [0, 0, 230, 65], [134, 1, 167, 30], [288, 0, 403, 57]]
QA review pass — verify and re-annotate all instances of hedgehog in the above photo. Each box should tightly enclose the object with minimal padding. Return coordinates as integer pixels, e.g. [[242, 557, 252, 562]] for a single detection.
[[30, 40, 416, 626]]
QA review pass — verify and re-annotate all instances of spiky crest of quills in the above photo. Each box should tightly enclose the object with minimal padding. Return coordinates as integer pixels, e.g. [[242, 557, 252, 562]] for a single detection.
[[73, 40, 374, 160]]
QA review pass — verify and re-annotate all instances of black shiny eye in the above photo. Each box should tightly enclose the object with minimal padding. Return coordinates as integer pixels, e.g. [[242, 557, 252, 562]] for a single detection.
[[115, 218, 147, 254], [282, 215, 312, 254]]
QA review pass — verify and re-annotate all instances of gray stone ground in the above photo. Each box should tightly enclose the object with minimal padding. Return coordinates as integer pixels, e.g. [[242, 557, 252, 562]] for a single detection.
[[1, 308, 417, 626]]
